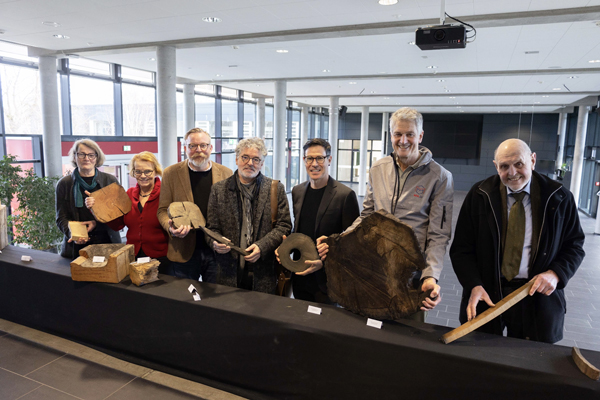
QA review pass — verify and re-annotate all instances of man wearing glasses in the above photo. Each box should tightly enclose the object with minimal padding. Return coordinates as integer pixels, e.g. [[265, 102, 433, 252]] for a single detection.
[[277, 138, 360, 303], [206, 137, 292, 293], [157, 128, 233, 281]]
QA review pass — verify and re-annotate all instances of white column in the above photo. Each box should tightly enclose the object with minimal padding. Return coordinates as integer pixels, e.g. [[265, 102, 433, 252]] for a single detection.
[[358, 107, 369, 196], [555, 112, 568, 172], [300, 106, 309, 183], [156, 46, 177, 169], [328, 97, 339, 180], [273, 80, 287, 182], [381, 112, 389, 159], [257, 98, 266, 139], [182, 83, 195, 135], [570, 106, 589, 205], [38, 55, 62, 178]]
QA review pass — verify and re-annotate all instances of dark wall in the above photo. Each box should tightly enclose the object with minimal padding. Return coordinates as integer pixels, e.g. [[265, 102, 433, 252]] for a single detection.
[[339, 113, 384, 141]]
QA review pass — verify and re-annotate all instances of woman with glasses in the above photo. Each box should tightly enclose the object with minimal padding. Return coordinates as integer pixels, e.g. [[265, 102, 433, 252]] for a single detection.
[[85, 151, 169, 272], [55, 139, 121, 259]]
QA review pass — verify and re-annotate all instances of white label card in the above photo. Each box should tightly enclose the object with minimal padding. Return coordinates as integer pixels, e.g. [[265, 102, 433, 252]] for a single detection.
[[307, 305, 322, 315], [92, 256, 105, 263], [21, 255, 31, 262], [188, 284, 197, 294], [137, 257, 151, 264], [366, 318, 383, 329], [192, 292, 201, 301]]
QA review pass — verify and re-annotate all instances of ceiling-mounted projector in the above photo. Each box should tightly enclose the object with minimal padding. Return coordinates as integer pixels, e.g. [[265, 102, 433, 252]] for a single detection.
[[415, 25, 466, 50]]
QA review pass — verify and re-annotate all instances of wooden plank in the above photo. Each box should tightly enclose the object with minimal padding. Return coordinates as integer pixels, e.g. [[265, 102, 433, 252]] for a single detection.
[[89, 183, 132, 223], [198, 225, 249, 257], [573, 347, 600, 380], [440, 279, 535, 344], [0, 203, 8, 250]]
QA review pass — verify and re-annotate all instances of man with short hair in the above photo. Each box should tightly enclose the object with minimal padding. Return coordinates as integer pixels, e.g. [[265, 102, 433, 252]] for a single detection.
[[207, 137, 291, 294], [157, 127, 233, 281], [277, 138, 360, 304], [345, 107, 454, 314], [450, 138, 585, 343]]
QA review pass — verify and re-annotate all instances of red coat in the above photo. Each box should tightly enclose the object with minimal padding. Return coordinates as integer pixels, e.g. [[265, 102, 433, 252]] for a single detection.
[[106, 178, 168, 258]]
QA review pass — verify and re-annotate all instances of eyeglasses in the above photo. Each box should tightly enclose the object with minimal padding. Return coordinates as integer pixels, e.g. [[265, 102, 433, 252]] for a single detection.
[[187, 143, 210, 151], [240, 155, 263, 165], [304, 156, 328, 165], [133, 169, 154, 177], [77, 152, 97, 160]]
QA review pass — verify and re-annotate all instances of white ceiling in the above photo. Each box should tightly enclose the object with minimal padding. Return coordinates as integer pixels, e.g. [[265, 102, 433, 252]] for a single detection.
[[1, 0, 600, 113]]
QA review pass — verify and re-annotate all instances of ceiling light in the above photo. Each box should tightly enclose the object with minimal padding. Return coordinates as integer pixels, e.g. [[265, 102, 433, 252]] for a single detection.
[[370, 91, 376, 94], [456, 106, 461, 108], [202, 17, 222, 23], [232, 45, 239, 50], [524, 51, 539, 54], [276, 49, 288, 53], [568, 76, 578, 79], [449, 96, 455, 99], [552, 87, 561, 90], [534, 102, 541, 104], [437, 79, 445, 82], [427, 65, 438, 69], [216, 74, 222, 77], [256, 84, 260, 87], [322, 69, 330, 73], [42, 21, 60, 27], [148, 57, 155, 61], [0, 29, 5, 35], [445, 90, 451, 93], [384, 97, 390, 99], [349, 82, 357, 84], [378, 0, 398, 5], [53, 34, 69, 39], [589, 60, 600, 63], [542, 95, 549, 97], [408, 41, 415, 45], [378, 71, 387, 74]]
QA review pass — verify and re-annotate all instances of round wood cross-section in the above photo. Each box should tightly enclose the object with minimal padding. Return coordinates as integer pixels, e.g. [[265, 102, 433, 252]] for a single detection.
[[278, 233, 319, 273]]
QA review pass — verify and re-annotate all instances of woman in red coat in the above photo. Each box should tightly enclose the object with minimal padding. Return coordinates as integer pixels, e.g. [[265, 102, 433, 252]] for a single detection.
[[86, 151, 169, 273]]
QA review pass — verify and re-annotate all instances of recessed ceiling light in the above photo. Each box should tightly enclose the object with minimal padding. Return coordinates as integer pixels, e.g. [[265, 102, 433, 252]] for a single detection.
[[216, 74, 222, 77], [427, 65, 437, 69], [456, 106, 461, 108], [568, 76, 578, 79], [256, 84, 260, 87], [534, 102, 541, 104], [232, 45, 239, 50], [349, 82, 357, 84], [384, 97, 390, 99], [449, 96, 456, 99], [437, 79, 445, 82], [460, 110, 464, 113], [589, 60, 600, 63], [378, 0, 398, 5], [148, 57, 156, 61], [202, 17, 222, 23], [53, 34, 69, 39], [229, 65, 238, 68], [276, 49, 288, 53], [378, 71, 387, 74], [408, 41, 415, 45], [548, 66, 562, 69], [42, 21, 60, 27], [542, 95, 549, 97], [322, 69, 330, 73], [0, 29, 5, 35], [524, 51, 539, 54], [552, 87, 561, 90], [370, 91, 376, 94], [445, 90, 451, 93]]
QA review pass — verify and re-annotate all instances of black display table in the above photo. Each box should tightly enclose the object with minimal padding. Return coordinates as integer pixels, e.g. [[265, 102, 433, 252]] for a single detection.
[[1, 246, 599, 399]]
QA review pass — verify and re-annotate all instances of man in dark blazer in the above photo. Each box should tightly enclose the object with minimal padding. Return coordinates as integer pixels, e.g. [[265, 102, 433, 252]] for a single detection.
[[279, 138, 360, 304], [207, 137, 291, 294], [450, 138, 585, 343], [157, 128, 232, 281]]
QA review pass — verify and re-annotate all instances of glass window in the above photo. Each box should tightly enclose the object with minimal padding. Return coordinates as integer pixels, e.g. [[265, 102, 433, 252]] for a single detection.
[[0, 64, 42, 135], [122, 83, 156, 136], [196, 84, 214, 95], [339, 140, 352, 150], [195, 95, 215, 135], [6, 137, 34, 161], [121, 66, 153, 84], [69, 58, 111, 76], [337, 150, 352, 182], [221, 98, 238, 138], [0, 42, 37, 63], [265, 106, 274, 139], [244, 102, 256, 137], [70, 76, 115, 136], [221, 138, 238, 152], [221, 152, 237, 172], [221, 87, 238, 99]]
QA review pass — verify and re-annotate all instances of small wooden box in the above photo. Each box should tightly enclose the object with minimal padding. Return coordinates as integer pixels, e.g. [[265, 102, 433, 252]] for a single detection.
[[70, 243, 135, 283]]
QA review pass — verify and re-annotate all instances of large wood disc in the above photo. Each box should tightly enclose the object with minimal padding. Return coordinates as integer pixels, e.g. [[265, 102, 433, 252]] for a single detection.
[[278, 233, 319, 273], [90, 182, 132, 223], [168, 201, 205, 229]]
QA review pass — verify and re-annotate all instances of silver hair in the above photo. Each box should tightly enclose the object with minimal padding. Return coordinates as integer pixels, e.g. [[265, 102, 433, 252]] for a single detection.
[[68, 139, 106, 168], [389, 107, 423, 133], [235, 137, 268, 158]]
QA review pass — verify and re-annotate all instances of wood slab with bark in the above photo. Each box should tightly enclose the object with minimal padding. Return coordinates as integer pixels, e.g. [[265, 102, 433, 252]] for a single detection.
[[168, 201, 205, 229], [70, 243, 134, 283], [325, 210, 430, 320], [129, 259, 160, 286], [440, 279, 535, 344], [89, 182, 132, 223]]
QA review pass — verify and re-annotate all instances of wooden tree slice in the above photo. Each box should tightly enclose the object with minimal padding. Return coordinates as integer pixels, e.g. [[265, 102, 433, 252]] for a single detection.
[[440, 279, 534, 344], [168, 201, 205, 229], [278, 233, 319, 273], [572, 347, 600, 380], [68, 221, 89, 241], [325, 210, 430, 320], [90, 182, 132, 223]]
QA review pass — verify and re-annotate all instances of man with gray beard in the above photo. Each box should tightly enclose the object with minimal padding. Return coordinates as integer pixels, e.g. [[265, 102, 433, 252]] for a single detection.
[[157, 128, 233, 281]]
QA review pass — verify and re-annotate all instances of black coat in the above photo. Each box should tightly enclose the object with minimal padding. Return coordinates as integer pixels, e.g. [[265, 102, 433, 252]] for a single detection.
[[206, 173, 292, 294], [450, 171, 585, 343]]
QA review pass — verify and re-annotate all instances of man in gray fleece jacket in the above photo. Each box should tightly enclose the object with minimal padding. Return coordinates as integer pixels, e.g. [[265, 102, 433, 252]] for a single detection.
[[346, 107, 454, 315]]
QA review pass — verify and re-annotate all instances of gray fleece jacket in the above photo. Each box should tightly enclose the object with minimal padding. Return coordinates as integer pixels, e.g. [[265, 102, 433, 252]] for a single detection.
[[347, 147, 453, 281]]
